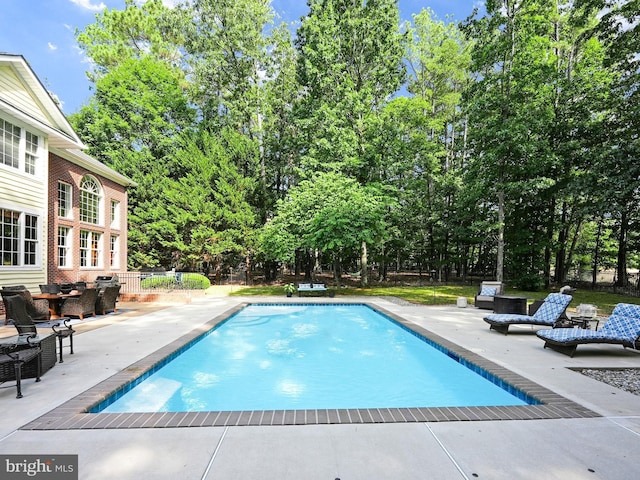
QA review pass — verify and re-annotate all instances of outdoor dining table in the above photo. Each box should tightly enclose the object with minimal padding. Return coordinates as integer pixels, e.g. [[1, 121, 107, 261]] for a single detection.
[[31, 292, 81, 320]]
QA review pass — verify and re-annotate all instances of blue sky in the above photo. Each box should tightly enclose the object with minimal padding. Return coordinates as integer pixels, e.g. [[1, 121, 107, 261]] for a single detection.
[[0, 0, 481, 115]]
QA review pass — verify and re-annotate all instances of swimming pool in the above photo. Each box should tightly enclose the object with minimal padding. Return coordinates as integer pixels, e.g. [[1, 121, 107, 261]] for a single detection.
[[94, 304, 534, 413]]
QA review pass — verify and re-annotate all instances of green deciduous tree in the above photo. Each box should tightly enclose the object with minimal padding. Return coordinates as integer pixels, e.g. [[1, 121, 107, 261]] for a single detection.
[[295, 0, 406, 181], [260, 172, 392, 286], [181, 0, 273, 136]]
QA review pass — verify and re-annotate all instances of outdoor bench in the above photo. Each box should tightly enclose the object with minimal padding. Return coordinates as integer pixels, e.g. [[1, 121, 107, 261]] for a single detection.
[[297, 283, 328, 297]]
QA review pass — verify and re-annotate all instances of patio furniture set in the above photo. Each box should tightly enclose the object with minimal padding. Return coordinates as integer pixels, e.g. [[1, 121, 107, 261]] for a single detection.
[[474, 280, 640, 357], [0, 279, 122, 398], [1, 282, 121, 323]]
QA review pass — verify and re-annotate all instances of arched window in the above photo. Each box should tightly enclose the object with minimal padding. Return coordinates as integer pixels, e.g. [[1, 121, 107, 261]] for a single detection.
[[79, 176, 102, 224]]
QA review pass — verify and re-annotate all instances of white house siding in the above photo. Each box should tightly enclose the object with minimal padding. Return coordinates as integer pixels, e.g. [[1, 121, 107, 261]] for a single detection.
[[0, 65, 50, 126], [0, 109, 48, 291]]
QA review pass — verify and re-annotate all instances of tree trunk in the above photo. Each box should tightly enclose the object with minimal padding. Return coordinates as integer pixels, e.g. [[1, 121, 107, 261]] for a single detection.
[[565, 219, 582, 281], [304, 249, 312, 280], [380, 243, 387, 282], [616, 209, 629, 287], [544, 198, 556, 288], [496, 191, 505, 282], [333, 254, 342, 288], [360, 241, 369, 287], [592, 218, 602, 287], [245, 255, 252, 285]]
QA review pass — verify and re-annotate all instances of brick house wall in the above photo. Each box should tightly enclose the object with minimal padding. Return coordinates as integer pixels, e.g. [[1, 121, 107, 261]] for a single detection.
[[47, 152, 129, 285]]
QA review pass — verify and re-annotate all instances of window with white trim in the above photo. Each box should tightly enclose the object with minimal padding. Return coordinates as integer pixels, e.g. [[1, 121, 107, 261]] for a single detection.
[[1, 209, 19, 266], [110, 234, 119, 268], [23, 214, 37, 265], [80, 230, 102, 267], [0, 119, 41, 174], [58, 226, 71, 268], [25, 131, 38, 175], [58, 182, 72, 218], [0, 119, 20, 169], [110, 200, 120, 228], [0, 208, 40, 267], [80, 176, 101, 224]]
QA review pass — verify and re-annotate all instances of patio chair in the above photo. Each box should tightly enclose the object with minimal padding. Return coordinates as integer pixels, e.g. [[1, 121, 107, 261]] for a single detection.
[[0, 336, 41, 398], [536, 303, 640, 357], [474, 281, 504, 310], [1, 286, 49, 323], [95, 285, 121, 315], [60, 288, 98, 320], [483, 292, 573, 334], [6, 294, 75, 363], [39, 284, 60, 294]]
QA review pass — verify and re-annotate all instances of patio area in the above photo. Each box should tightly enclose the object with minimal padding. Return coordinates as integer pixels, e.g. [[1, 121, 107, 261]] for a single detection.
[[1, 296, 640, 479]]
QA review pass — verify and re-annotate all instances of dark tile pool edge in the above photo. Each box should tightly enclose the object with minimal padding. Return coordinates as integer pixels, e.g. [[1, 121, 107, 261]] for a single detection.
[[20, 301, 600, 430]]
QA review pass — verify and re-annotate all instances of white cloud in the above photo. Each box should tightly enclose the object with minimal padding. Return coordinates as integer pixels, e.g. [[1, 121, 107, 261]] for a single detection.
[[133, 0, 185, 7], [162, 0, 190, 7], [48, 42, 58, 51], [69, 0, 106, 11]]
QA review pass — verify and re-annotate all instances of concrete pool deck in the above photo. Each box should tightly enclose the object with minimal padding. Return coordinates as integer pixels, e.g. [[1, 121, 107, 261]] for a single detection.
[[1, 296, 640, 479]]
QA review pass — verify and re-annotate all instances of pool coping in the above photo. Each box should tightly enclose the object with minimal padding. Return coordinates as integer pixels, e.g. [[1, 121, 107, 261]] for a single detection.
[[20, 302, 599, 430]]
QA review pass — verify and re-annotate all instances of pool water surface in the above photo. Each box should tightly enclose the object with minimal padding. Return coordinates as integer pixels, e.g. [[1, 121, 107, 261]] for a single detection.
[[98, 304, 531, 413]]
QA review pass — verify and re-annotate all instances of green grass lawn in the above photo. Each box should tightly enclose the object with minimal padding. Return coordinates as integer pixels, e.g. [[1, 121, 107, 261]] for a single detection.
[[227, 284, 640, 316]]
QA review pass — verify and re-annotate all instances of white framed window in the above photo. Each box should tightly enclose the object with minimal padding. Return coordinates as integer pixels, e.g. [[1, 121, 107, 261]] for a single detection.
[[80, 230, 102, 268], [0, 119, 20, 169], [58, 226, 71, 268], [58, 182, 73, 218], [80, 176, 101, 224], [0, 208, 40, 267], [24, 131, 38, 175], [110, 200, 120, 229], [23, 214, 38, 265], [0, 209, 19, 266], [110, 234, 119, 268], [0, 119, 41, 175]]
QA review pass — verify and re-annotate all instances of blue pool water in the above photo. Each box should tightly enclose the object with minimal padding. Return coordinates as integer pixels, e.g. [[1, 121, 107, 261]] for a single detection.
[[99, 304, 530, 412]]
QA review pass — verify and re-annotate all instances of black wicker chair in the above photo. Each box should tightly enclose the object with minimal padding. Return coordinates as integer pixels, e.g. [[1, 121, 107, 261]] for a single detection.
[[6, 295, 75, 363], [95, 285, 121, 315], [39, 284, 60, 294], [60, 288, 98, 320], [2, 287, 49, 323]]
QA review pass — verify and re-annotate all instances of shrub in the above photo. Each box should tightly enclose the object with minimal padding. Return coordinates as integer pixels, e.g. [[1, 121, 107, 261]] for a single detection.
[[179, 273, 211, 289], [140, 273, 211, 290], [140, 275, 176, 289]]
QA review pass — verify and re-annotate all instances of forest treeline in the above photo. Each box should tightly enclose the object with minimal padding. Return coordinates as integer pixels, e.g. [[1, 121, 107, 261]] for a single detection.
[[68, 0, 639, 289]]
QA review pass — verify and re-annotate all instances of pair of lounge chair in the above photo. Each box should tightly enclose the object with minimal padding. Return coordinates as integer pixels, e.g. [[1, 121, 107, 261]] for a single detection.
[[484, 293, 640, 356]]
